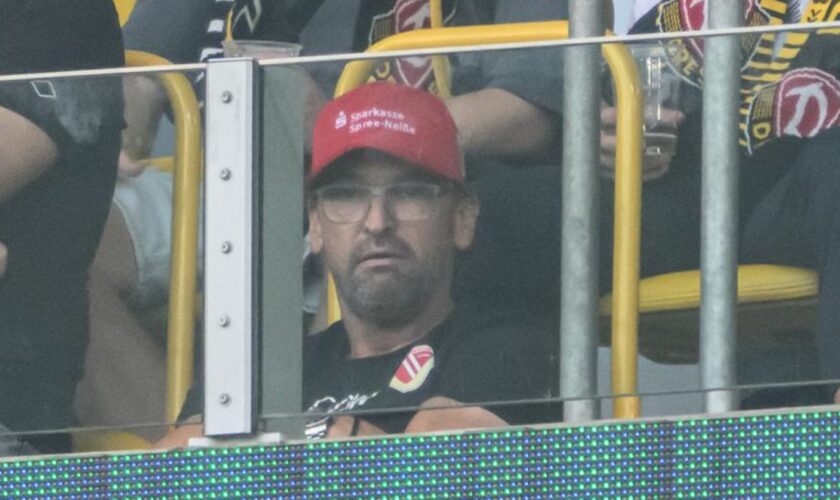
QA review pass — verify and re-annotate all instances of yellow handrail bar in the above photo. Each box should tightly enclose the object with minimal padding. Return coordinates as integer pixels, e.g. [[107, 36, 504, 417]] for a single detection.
[[125, 51, 203, 424], [603, 39, 643, 419], [429, 0, 453, 97], [330, 22, 644, 419], [114, 0, 137, 26]]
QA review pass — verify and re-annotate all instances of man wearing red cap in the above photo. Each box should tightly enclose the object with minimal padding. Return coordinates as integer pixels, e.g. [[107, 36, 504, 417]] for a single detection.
[[159, 82, 554, 445], [303, 82, 554, 438]]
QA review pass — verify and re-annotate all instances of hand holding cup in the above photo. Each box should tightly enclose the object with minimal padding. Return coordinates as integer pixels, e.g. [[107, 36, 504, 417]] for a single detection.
[[635, 44, 684, 180]]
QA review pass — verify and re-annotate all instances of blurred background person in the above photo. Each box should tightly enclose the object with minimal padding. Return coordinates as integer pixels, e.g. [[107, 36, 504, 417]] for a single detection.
[[0, 0, 124, 454]]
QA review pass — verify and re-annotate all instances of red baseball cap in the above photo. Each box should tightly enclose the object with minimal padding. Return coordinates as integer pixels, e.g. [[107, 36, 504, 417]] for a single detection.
[[310, 82, 464, 184]]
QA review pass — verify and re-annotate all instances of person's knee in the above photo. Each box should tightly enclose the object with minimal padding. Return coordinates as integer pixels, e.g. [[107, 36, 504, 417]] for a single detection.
[[91, 205, 139, 293]]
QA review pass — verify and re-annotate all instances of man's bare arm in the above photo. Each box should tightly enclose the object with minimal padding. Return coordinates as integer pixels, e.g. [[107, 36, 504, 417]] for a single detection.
[[0, 106, 59, 204], [446, 88, 558, 164], [119, 75, 168, 176], [154, 419, 203, 449], [328, 396, 507, 438], [404, 396, 508, 434]]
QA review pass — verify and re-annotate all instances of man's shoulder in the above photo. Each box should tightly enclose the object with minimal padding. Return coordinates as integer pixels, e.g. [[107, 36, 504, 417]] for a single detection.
[[446, 306, 553, 341], [436, 306, 555, 364]]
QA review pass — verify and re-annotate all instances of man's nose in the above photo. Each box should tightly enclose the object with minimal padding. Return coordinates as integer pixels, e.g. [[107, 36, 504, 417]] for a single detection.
[[363, 195, 394, 234]]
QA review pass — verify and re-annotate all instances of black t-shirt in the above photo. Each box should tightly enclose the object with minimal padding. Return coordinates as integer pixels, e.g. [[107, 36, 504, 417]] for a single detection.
[[303, 308, 557, 438], [123, 0, 234, 64], [0, 0, 124, 443], [630, 0, 840, 156]]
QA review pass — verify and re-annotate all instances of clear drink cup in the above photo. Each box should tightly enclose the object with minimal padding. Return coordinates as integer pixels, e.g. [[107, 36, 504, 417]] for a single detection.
[[630, 44, 683, 179]]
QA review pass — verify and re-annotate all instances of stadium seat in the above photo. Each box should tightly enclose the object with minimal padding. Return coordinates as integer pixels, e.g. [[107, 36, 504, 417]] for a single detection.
[[599, 266, 817, 364]]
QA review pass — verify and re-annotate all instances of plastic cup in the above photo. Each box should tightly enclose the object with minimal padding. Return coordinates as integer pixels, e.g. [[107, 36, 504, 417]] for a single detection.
[[630, 44, 682, 172], [222, 40, 302, 60]]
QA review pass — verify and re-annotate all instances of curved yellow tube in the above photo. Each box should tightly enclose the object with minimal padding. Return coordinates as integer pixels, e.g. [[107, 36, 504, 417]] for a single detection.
[[603, 40, 643, 419], [114, 0, 137, 26], [337, 22, 570, 96], [332, 22, 643, 419], [326, 274, 342, 326], [125, 51, 203, 424], [429, 0, 453, 98]]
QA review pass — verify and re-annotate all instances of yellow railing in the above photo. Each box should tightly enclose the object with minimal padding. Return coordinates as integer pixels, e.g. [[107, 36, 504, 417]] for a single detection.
[[125, 51, 203, 424], [114, 0, 137, 26], [429, 0, 452, 97], [330, 21, 644, 419]]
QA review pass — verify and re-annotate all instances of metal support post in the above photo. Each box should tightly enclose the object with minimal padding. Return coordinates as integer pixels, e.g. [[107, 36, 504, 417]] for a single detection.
[[560, 0, 604, 422], [204, 58, 260, 436], [700, 0, 742, 413]]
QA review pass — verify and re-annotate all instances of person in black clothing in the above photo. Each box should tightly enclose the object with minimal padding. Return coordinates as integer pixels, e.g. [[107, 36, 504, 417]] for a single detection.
[[611, 0, 840, 405], [0, 0, 124, 453], [159, 82, 555, 446]]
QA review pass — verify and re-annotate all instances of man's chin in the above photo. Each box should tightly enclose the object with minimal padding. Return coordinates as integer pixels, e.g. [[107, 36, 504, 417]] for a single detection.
[[353, 265, 404, 286], [353, 280, 404, 303]]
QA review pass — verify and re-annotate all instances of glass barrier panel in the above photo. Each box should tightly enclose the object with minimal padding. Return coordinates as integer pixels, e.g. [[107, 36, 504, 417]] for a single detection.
[[190, 22, 840, 445], [0, 66, 204, 456], [254, 23, 840, 441], [255, 44, 568, 440]]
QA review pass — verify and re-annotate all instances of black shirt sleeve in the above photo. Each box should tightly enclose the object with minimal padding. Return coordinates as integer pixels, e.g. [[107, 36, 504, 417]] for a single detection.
[[0, 0, 124, 155], [452, 0, 568, 116], [123, 0, 232, 63]]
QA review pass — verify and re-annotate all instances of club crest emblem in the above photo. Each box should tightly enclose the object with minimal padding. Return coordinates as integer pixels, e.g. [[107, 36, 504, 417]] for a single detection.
[[392, 0, 434, 88], [775, 68, 840, 139], [677, 0, 764, 60], [389, 344, 435, 393], [369, 0, 446, 89]]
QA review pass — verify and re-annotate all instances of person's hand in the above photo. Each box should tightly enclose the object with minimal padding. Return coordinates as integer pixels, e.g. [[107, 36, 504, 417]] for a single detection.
[[600, 103, 685, 181], [326, 415, 386, 438], [0, 241, 7, 279], [118, 150, 150, 177], [154, 422, 203, 449]]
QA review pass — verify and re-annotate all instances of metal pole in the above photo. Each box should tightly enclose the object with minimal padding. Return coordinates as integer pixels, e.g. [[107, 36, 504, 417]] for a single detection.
[[700, 0, 742, 413], [203, 58, 259, 436], [560, 0, 604, 422]]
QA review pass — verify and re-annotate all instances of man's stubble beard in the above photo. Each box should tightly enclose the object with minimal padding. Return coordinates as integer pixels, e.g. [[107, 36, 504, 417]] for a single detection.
[[334, 239, 451, 329]]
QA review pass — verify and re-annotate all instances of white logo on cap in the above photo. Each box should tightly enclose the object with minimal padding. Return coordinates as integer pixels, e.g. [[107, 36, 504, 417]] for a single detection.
[[347, 107, 416, 136], [335, 111, 347, 129]]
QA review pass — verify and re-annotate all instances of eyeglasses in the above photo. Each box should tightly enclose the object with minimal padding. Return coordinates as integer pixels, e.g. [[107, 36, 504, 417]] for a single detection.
[[315, 181, 448, 223]]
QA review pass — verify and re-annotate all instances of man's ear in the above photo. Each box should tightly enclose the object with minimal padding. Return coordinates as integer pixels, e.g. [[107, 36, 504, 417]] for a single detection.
[[308, 208, 324, 254], [453, 195, 479, 251]]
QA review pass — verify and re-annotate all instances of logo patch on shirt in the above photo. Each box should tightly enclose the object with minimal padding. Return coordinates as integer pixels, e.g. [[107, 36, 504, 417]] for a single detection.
[[368, 0, 434, 89], [744, 67, 840, 153], [389, 344, 435, 393], [775, 68, 840, 139]]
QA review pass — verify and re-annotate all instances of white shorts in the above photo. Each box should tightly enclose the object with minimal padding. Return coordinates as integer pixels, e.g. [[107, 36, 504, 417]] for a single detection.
[[113, 168, 320, 315], [112, 169, 177, 310]]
